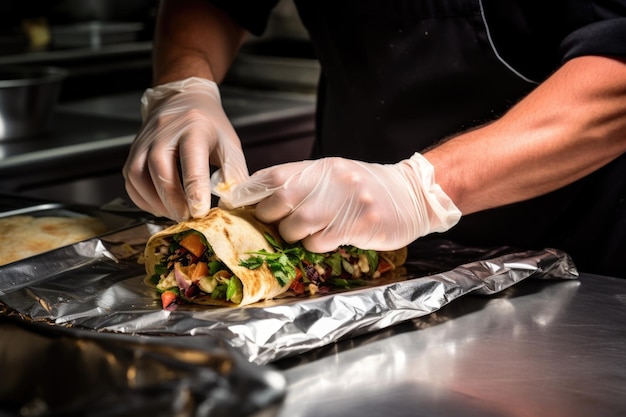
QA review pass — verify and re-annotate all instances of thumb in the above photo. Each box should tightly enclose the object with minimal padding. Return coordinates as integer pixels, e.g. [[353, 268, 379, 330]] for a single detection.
[[212, 161, 308, 208], [211, 167, 278, 209]]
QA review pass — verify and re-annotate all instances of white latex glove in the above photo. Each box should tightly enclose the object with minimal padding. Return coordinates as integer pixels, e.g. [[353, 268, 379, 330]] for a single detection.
[[123, 77, 249, 221], [213, 153, 462, 253]]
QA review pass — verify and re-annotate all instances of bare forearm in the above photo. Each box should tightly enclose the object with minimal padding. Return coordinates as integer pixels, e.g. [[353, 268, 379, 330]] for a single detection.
[[425, 55, 626, 215], [152, 0, 246, 86]]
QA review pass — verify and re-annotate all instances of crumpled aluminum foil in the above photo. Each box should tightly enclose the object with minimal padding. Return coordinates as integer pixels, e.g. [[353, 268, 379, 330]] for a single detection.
[[0, 317, 286, 417], [0, 222, 579, 367], [0, 222, 286, 417]]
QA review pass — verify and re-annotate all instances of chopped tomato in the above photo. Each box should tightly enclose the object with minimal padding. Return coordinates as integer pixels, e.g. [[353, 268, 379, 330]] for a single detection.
[[290, 279, 305, 295], [290, 268, 306, 294], [377, 259, 393, 275], [161, 290, 178, 309], [179, 233, 206, 258], [191, 261, 209, 280]]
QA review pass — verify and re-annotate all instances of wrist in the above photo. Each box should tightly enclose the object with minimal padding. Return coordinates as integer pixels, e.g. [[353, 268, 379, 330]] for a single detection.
[[141, 77, 221, 119], [402, 153, 462, 233]]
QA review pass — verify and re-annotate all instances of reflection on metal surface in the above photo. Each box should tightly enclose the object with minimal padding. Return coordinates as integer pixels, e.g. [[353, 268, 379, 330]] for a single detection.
[[273, 277, 626, 417], [0, 319, 286, 416]]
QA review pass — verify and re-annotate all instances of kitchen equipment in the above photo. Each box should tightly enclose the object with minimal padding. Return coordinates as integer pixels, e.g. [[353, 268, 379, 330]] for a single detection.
[[227, 39, 320, 93], [49, 0, 156, 23], [50, 21, 145, 48], [0, 65, 66, 140]]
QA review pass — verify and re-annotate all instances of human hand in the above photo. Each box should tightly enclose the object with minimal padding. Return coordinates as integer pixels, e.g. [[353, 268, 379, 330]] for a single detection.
[[214, 153, 462, 252], [123, 77, 248, 221]]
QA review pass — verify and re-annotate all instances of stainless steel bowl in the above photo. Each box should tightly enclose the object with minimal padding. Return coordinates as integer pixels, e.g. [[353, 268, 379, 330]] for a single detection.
[[0, 66, 67, 141]]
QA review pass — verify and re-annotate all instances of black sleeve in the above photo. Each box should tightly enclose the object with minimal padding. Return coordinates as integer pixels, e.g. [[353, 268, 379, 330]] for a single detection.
[[482, 0, 626, 81], [560, 17, 626, 60], [208, 0, 281, 36]]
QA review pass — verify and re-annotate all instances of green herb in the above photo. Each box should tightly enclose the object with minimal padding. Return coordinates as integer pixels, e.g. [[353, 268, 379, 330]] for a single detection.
[[241, 249, 299, 286], [263, 233, 282, 250], [208, 260, 227, 275], [344, 247, 378, 272], [239, 233, 304, 286], [154, 263, 168, 275], [361, 249, 379, 272], [239, 254, 266, 270], [212, 283, 228, 299], [226, 276, 243, 303], [239, 233, 380, 288], [323, 252, 343, 276], [149, 263, 168, 285]]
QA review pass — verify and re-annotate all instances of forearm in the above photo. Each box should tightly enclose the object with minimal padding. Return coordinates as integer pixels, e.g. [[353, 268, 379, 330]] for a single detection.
[[152, 0, 246, 86], [425, 55, 626, 215]]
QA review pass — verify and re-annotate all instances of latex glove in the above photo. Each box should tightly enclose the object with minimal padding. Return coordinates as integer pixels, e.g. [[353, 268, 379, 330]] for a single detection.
[[213, 153, 462, 253], [123, 77, 249, 221]]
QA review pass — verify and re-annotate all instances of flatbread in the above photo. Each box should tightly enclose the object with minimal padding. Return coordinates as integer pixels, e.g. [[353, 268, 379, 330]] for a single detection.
[[0, 215, 107, 266], [144, 207, 289, 306], [145, 207, 408, 308]]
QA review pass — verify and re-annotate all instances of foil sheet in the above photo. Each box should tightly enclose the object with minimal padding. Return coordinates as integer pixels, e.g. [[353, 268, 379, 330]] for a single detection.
[[0, 221, 286, 417], [0, 221, 579, 367], [0, 317, 286, 417]]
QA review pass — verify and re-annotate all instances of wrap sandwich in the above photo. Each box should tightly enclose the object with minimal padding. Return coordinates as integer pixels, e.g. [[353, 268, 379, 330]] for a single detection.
[[144, 207, 408, 308]]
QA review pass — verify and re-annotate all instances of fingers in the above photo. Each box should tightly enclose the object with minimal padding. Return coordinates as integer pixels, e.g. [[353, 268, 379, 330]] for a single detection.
[[300, 230, 343, 254], [123, 140, 172, 219], [283, 188, 379, 252], [218, 145, 249, 188], [123, 78, 250, 221], [146, 133, 192, 221], [123, 121, 194, 221], [251, 161, 316, 222], [214, 160, 304, 209], [179, 121, 250, 218], [124, 173, 168, 218], [179, 123, 214, 219], [252, 160, 340, 246], [212, 125, 250, 208], [248, 158, 412, 252], [277, 206, 332, 247]]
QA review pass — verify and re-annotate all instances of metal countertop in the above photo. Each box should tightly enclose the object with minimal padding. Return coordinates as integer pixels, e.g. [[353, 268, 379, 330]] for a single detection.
[[0, 207, 622, 416], [273, 273, 626, 417]]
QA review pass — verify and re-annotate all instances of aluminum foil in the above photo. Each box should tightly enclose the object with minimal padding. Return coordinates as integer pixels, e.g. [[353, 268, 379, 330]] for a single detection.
[[0, 317, 286, 417], [0, 221, 287, 417], [0, 221, 579, 367]]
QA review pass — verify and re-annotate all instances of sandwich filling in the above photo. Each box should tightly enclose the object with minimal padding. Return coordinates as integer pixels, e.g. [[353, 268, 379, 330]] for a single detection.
[[149, 229, 397, 308]]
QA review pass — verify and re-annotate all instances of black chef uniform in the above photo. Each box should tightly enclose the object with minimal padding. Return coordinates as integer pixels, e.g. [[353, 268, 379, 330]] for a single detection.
[[210, 0, 626, 277]]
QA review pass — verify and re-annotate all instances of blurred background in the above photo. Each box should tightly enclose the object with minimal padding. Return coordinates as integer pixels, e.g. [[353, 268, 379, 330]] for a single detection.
[[0, 0, 319, 208]]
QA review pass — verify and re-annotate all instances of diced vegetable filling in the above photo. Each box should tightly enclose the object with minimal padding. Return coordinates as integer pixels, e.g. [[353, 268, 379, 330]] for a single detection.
[[239, 233, 390, 297], [151, 230, 394, 309], [150, 230, 243, 308]]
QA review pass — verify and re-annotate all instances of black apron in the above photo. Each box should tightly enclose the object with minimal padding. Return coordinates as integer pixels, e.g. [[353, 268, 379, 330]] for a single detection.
[[293, 0, 626, 277]]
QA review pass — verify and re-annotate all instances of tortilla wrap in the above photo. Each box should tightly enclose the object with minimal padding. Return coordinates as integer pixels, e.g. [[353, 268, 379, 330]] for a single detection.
[[0, 215, 107, 266], [145, 207, 408, 307], [145, 207, 289, 306]]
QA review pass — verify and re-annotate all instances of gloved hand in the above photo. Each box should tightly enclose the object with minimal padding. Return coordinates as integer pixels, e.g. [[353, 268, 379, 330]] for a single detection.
[[123, 77, 249, 221], [213, 153, 462, 253]]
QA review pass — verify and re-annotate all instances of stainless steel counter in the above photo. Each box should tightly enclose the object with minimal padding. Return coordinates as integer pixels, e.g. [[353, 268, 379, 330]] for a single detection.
[[0, 224, 626, 417], [273, 273, 626, 417]]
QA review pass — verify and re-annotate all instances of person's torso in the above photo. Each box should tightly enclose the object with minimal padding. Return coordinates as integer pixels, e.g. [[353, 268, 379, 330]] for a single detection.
[[295, 0, 557, 161], [291, 0, 626, 276]]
